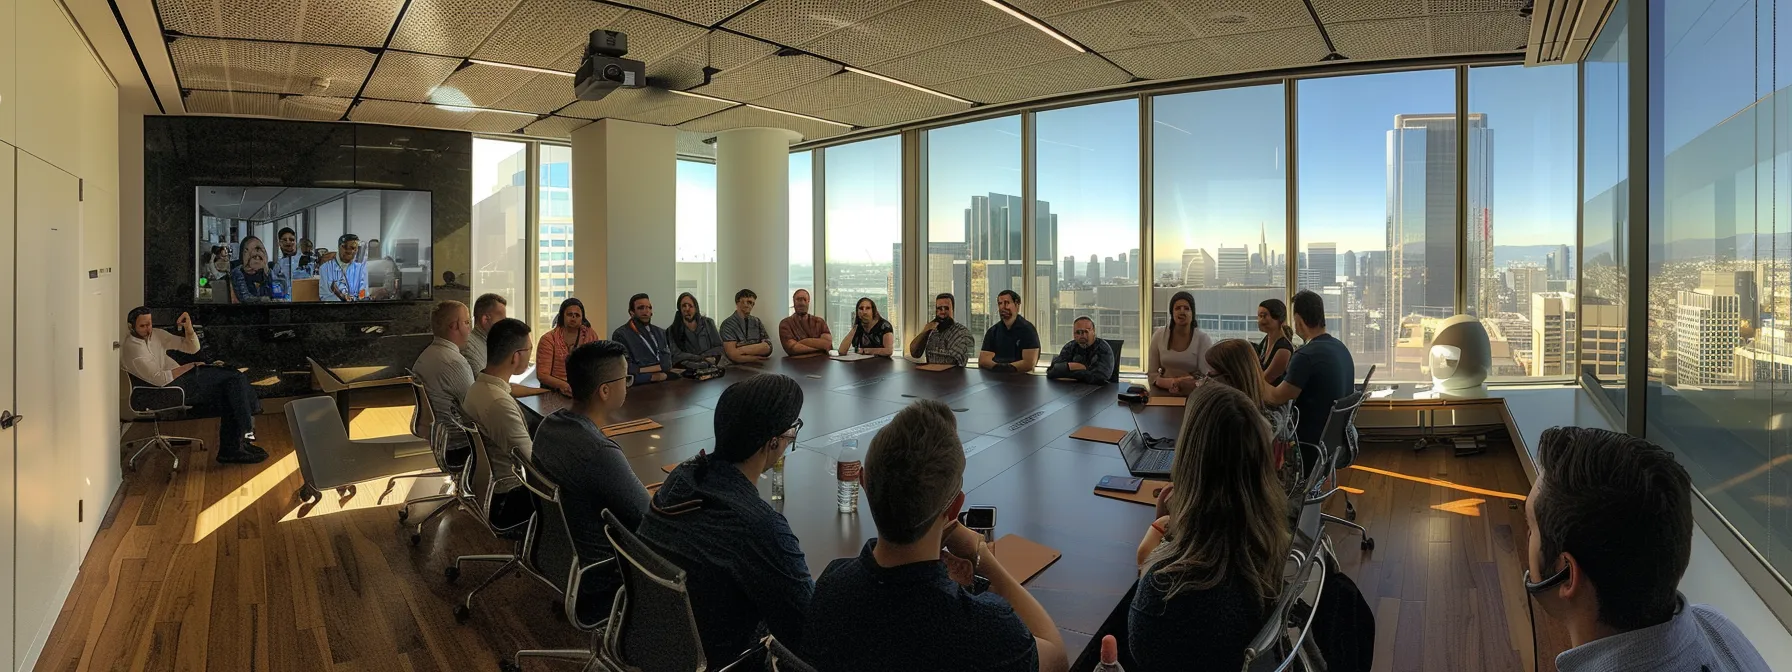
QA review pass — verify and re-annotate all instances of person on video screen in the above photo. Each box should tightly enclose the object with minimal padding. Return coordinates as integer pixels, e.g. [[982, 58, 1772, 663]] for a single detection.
[[319, 233, 391, 302]]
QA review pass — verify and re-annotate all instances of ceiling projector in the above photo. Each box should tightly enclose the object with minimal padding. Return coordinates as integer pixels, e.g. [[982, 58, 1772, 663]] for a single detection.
[[575, 30, 646, 101]]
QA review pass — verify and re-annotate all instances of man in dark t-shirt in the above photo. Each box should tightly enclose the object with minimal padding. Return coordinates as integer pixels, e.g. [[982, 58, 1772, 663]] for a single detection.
[[978, 289, 1041, 372], [1266, 290, 1356, 445], [802, 400, 1070, 672]]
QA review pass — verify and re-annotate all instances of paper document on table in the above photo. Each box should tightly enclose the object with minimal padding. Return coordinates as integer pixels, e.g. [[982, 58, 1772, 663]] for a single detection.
[[1145, 395, 1187, 407], [989, 534, 1061, 584], [831, 353, 875, 362]]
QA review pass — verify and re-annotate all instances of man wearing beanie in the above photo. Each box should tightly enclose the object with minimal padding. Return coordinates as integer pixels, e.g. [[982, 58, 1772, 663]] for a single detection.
[[636, 374, 814, 665]]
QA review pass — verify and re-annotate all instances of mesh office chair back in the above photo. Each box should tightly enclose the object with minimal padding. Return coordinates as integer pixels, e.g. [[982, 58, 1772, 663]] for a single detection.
[[1320, 391, 1365, 471], [463, 422, 527, 536], [1103, 339, 1125, 384], [767, 635, 817, 672], [515, 451, 603, 630], [601, 508, 707, 672], [406, 373, 433, 441], [1241, 547, 1329, 672]]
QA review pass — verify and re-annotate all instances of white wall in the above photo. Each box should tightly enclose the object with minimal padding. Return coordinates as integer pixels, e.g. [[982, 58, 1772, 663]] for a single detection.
[[570, 119, 676, 329]]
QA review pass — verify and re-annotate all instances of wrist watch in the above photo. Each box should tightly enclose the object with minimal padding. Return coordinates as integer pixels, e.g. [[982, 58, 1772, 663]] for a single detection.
[[968, 541, 991, 595]]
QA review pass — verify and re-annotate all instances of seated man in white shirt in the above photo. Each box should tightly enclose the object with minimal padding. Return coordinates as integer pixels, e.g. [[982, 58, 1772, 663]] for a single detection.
[[122, 306, 266, 464], [461, 316, 537, 528], [1527, 427, 1771, 672], [412, 300, 475, 456]]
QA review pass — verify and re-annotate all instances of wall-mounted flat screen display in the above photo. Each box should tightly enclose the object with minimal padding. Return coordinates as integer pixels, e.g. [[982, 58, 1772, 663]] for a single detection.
[[195, 187, 433, 303]]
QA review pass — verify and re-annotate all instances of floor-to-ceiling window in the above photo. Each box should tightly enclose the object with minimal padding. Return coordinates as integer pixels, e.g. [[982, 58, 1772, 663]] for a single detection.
[[1299, 69, 1458, 381], [1152, 84, 1287, 371], [471, 138, 529, 310], [924, 117, 1022, 356], [1468, 64, 1580, 378], [1040, 99, 1141, 369], [1582, 0, 1630, 408], [1651, 0, 1791, 580], [537, 144, 574, 335], [790, 151, 814, 303], [675, 159, 718, 315], [824, 136, 903, 347]]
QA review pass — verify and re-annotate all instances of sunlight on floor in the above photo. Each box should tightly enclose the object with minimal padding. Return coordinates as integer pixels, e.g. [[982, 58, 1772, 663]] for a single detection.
[[1431, 497, 1487, 517], [277, 469, 446, 523], [193, 451, 300, 543], [1346, 464, 1528, 501]]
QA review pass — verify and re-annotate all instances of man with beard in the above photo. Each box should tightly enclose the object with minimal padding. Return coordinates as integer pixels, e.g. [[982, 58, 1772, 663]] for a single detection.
[[668, 292, 725, 368], [907, 293, 974, 367], [978, 289, 1041, 372], [779, 289, 833, 357], [612, 293, 675, 385]]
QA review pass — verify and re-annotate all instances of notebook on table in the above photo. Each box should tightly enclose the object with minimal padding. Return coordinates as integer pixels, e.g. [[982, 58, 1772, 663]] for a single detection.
[[601, 419, 663, 437], [1145, 395, 1187, 407], [1092, 478, 1172, 506], [989, 534, 1061, 584], [1069, 426, 1129, 444]]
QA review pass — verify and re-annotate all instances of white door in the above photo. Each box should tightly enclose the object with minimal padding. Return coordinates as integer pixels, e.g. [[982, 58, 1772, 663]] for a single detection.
[[0, 144, 19, 671], [14, 151, 78, 668]]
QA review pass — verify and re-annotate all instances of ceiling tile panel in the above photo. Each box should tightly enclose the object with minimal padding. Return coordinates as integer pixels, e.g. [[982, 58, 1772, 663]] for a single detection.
[[866, 24, 1079, 87], [933, 53, 1131, 104], [1199, 24, 1332, 68], [678, 105, 849, 142], [560, 88, 736, 125], [159, 0, 404, 47], [1327, 17, 1434, 60], [171, 37, 377, 95], [352, 100, 535, 133], [720, 0, 911, 48], [281, 95, 355, 120], [798, 0, 1016, 67], [750, 72, 965, 127], [1020, 1, 1196, 53], [543, 11, 711, 72], [492, 74, 579, 114], [1430, 11, 1530, 53], [607, 0, 762, 26], [388, 0, 526, 56], [524, 115, 589, 139], [1102, 37, 1238, 80], [1310, 0, 1424, 22], [295, 0, 407, 47], [649, 31, 780, 92], [472, 0, 629, 69], [1004, 0, 1126, 16], [184, 90, 282, 116], [428, 63, 535, 108], [677, 130, 717, 158], [362, 51, 462, 102], [690, 52, 840, 102]]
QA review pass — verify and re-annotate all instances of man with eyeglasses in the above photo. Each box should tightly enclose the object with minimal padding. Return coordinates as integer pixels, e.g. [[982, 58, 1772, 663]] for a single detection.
[[530, 340, 646, 617], [461, 317, 537, 527], [1046, 315, 1114, 385], [637, 374, 814, 665]]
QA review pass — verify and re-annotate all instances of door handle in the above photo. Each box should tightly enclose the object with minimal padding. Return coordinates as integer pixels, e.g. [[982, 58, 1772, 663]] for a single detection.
[[0, 411, 18, 429]]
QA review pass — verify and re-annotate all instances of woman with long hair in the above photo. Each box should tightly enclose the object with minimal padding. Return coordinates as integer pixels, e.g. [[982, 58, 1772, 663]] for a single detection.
[[229, 236, 275, 302], [536, 298, 599, 396], [1128, 384, 1291, 671], [1147, 291, 1214, 395], [837, 297, 894, 356], [1256, 298, 1294, 386], [668, 292, 725, 367], [1205, 338, 1303, 498]]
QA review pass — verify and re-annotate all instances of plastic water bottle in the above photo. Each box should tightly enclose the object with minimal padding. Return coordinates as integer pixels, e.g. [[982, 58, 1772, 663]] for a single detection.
[[1095, 635, 1124, 671], [770, 454, 786, 500], [836, 439, 861, 514]]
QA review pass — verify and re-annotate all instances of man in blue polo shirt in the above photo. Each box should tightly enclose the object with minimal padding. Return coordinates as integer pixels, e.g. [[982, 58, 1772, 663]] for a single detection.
[[803, 399, 1069, 672], [1265, 289, 1355, 445], [978, 289, 1041, 372], [611, 293, 676, 385]]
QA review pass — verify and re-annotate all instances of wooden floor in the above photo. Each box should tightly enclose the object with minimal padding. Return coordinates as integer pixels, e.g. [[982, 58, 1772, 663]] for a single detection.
[[38, 404, 1571, 672]]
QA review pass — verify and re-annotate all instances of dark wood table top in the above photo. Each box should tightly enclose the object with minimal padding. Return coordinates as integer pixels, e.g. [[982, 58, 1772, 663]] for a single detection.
[[516, 354, 1170, 652]]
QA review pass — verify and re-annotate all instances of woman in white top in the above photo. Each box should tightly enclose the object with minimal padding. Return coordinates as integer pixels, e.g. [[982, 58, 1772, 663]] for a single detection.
[[1149, 291, 1214, 395]]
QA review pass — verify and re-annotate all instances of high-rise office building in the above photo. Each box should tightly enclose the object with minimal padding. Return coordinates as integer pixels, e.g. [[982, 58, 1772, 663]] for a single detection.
[[1063, 255, 1076, 283], [1341, 250, 1358, 279], [1552, 243, 1571, 280], [1510, 264, 1547, 317], [1675, 289, 1741, 387], [1700, 270, 1758, 326], [1530, 291, 1576, 376], [1579, 297, 1626, 379], [1180, 249, 1215, 288], [962, 193, 1057, 338], [1304, 243, 1336, 289], [1103, 256, 1118, 282], [1217, 246, 1248, 287], [1129, 248, 1141, 282], [1387, 113, 1492, 357], [1086, 254, 1099, 284]]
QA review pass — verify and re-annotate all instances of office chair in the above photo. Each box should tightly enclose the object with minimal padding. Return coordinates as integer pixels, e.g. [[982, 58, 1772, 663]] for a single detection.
[[121, 370, 206, 473], [1240, 546, 1330, 672], [1103, 339, 1125, 384], [502, 455, 613, 672], [766, 635, 818, 672], [447, 421, 532, 622], [598, 509, 764, 672], [1358, 364, 1376, 391], [1305, 391, 1373, 550], [384, 373, 472, 545]]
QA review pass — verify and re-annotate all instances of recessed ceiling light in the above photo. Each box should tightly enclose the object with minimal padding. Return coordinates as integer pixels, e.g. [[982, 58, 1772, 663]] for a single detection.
[[981, 0, 1085, 53], [744, 104, 853, 129], [433, 103, 536, 118], [843, 67, 972, 105], [668, 89, 738, 105], [467, 59, 575, 77]]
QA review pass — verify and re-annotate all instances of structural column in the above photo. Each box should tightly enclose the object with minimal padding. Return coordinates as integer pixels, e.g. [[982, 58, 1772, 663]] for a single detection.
[[716, 127, 800, 316], [570, 119, 677, 328]]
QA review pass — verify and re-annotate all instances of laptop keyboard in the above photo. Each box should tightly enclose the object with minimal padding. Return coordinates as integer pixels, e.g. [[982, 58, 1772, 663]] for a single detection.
[[1138, 449, 1173, 472]]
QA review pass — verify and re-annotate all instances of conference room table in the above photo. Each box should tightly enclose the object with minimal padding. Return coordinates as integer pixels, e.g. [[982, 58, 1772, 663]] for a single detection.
[[513, 355, 1182, 658]]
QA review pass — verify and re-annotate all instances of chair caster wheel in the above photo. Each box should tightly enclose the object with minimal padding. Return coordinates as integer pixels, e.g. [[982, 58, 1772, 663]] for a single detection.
[[398, 507, 410, 523], [409, 532, 422, 547], [299, 485, 321, 504], [453, 604, 470, 623], [336, 485, 355, 498], [500, 659, 522, 672], [445, 565, 461, 582], [1361, 537, 1375, 551]]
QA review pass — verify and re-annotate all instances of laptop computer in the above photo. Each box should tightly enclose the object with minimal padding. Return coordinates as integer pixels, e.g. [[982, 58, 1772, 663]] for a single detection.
[[1118, 409, 1176, 478]]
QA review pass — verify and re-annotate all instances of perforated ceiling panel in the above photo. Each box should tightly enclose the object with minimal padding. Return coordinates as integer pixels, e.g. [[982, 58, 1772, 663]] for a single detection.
[[932, 53, 1132, 104], [171, 37, 377, 96], [1326, 17, 1434, 60], [691, 52, 840, 102], [751, 72, 968, 127], [1433, 11, 1530, 53], [159, 0, 406, 47], [493, 74, 580, 114], [676, 131, 717, 159], [388, 0, 526, 57], [351, 100, 536, 134], [650, 31, 780, 94], [1310, 0, 1428, 23], [471, 0, 629, 70], [722, 0, 910, 48], [281, 95, 356, 121], [867, 24, 1087, 88], [523, 115, 590, 139], [543, 10, 711, 72], [428, 64, 536, 108], [362, 52, 462, 102], [797, 0, 1018, 68], [1201, 25, 1332, 69], [609, 0, 762, 27], [1103, 37, 1239, 80], [560, 88, 735, 125], [678, 105, 849, 142], [184, 90, 281, 117]]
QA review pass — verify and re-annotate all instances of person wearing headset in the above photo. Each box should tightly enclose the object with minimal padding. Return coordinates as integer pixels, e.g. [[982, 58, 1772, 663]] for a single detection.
[[611, 293, 676, 385], [537, 297, 599, 396], [1524, 427, 1768, 672]]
